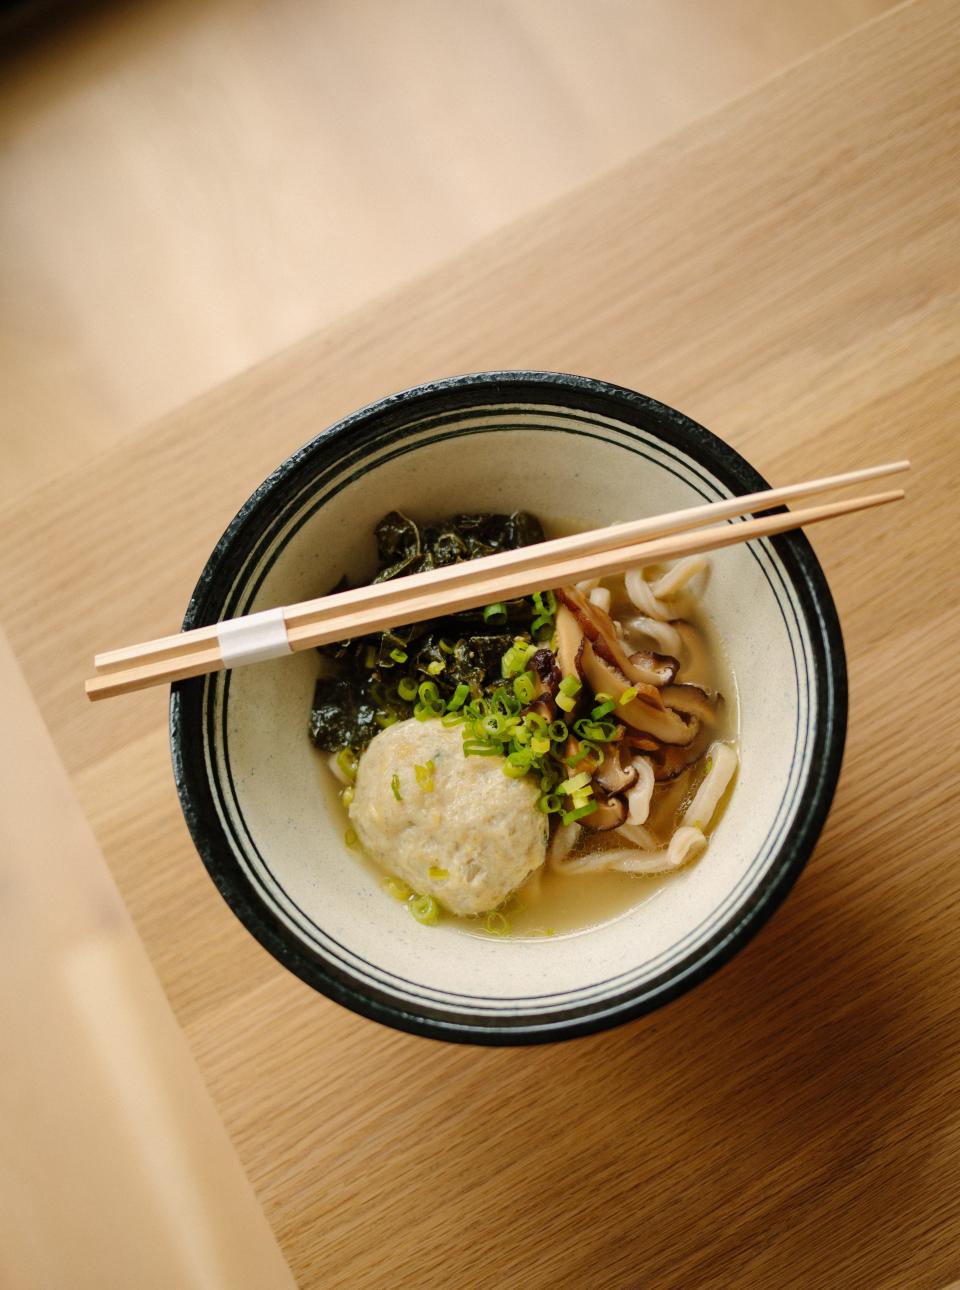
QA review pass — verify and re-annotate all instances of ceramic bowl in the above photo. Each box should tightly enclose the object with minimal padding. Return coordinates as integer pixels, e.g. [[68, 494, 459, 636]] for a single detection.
[[171, 372, 846, 1045]]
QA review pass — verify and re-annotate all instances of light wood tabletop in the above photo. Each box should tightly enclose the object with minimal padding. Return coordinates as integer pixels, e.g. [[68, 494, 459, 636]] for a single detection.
[[2, 0, 958, 1284]]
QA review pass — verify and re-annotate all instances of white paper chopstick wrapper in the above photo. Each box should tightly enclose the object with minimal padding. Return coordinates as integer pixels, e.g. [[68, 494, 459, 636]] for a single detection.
[[217, 606, 292, 667]]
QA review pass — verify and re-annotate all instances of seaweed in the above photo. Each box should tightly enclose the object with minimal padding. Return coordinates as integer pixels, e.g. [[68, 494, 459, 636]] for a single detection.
[[308, 676, 383, 752], [374, 510, 543, 579], [309, 510, 550, 752]]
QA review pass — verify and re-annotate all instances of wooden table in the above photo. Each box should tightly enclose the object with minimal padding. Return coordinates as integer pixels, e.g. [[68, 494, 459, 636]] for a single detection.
[[2, 1, 958, 1284]]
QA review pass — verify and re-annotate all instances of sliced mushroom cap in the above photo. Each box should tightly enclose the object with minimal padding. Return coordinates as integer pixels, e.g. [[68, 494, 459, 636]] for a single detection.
[[580, 641, 699, 745], [558, 585, 679, 692], [623, 731, 660, 753], [580, 789, 628, 831], [628, 648, 680, 687], [660, 683, 716, 724], [648, 740, 707, 782], [529, 647, 561, 696], [555, 603, 586, 683], [594, 743, 640, 795]]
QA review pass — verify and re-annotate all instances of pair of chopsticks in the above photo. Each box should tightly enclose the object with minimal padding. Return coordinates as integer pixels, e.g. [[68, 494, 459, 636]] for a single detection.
[[85, 461, 908, 701]]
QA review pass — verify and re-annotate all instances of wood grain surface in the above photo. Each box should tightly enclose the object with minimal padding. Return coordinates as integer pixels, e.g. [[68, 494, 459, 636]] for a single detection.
[[2, 0, 959, 1285], [0, 0, 894, 506], [0, 630, 296, 1290]]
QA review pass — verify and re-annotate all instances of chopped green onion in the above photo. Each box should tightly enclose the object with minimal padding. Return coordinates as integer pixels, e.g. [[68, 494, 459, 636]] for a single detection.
[[447, 683, 470, 710], [339, 784, 355, 807], [530, 613, 553, 637], [375, 711, 400, 728], [483, 602, 508, 625], [439, 638, 455, 654], [559, 771, 591, 795], [532, 590, 557, 616], [513, 671, 537, 704], [363, 645, 377, 670], [389, 647, 408, 664], [501, 639, 535, 677], [574, 719, 618, 742], [441, 710, 465, 727], [705, 756, 713, 774], [566, 741, 599, 769], [409, 894, 440, 926], [537, 792, 563, 814], [523, 711, 547, 733], [484, 910, 510, 936], [556, 693, 577, 713], [618, 686, 638, 705], [418, 680, 441, 705], [462, 740, 501, 756], [558, 675, 582, 697], [344, 826, 360, 848], [428, 866, 449, 880], [384, 877, 412, 901], [531, 734, 550, 755], [414, 761, 436, 792], [427, 659, 445, 676], [591, 700, 616, 719], [561, 801, 598, 825], [503, 758, 529, 779], [548, 720, 568, 742], [397, 676, 418, 701], [336, 748, 358, 783], [390, 773, 402, 801]]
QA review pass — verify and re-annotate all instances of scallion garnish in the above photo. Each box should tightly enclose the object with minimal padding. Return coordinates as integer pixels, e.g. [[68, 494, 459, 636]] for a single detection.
[[561, 801, 598, 825], [447, 683, 470, 710], [408, 894, 440, 926], [512, 670, 537, 704], [414, 760, 436, 792], [483, 910, 510, 936], [483, 602, 508, 626], [384, 876, 412, 901], [559, 771, 591, 795], [390, 773, 402, 801]]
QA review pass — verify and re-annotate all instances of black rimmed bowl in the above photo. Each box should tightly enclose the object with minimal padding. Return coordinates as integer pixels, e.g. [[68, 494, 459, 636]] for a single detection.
[[171, 372, 846, 1045]]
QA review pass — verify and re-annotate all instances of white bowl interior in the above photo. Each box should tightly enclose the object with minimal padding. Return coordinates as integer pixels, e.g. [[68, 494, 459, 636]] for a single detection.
[[205, 406, 814, 1022]]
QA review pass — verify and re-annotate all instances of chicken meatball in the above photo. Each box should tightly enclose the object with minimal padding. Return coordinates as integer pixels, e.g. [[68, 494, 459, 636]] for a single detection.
[[349, 720, 547, 915]]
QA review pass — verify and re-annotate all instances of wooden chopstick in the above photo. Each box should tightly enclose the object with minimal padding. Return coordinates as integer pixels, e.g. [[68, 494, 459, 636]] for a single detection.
[[85, 474, 906, 701], [93, 459, 907, 679]]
